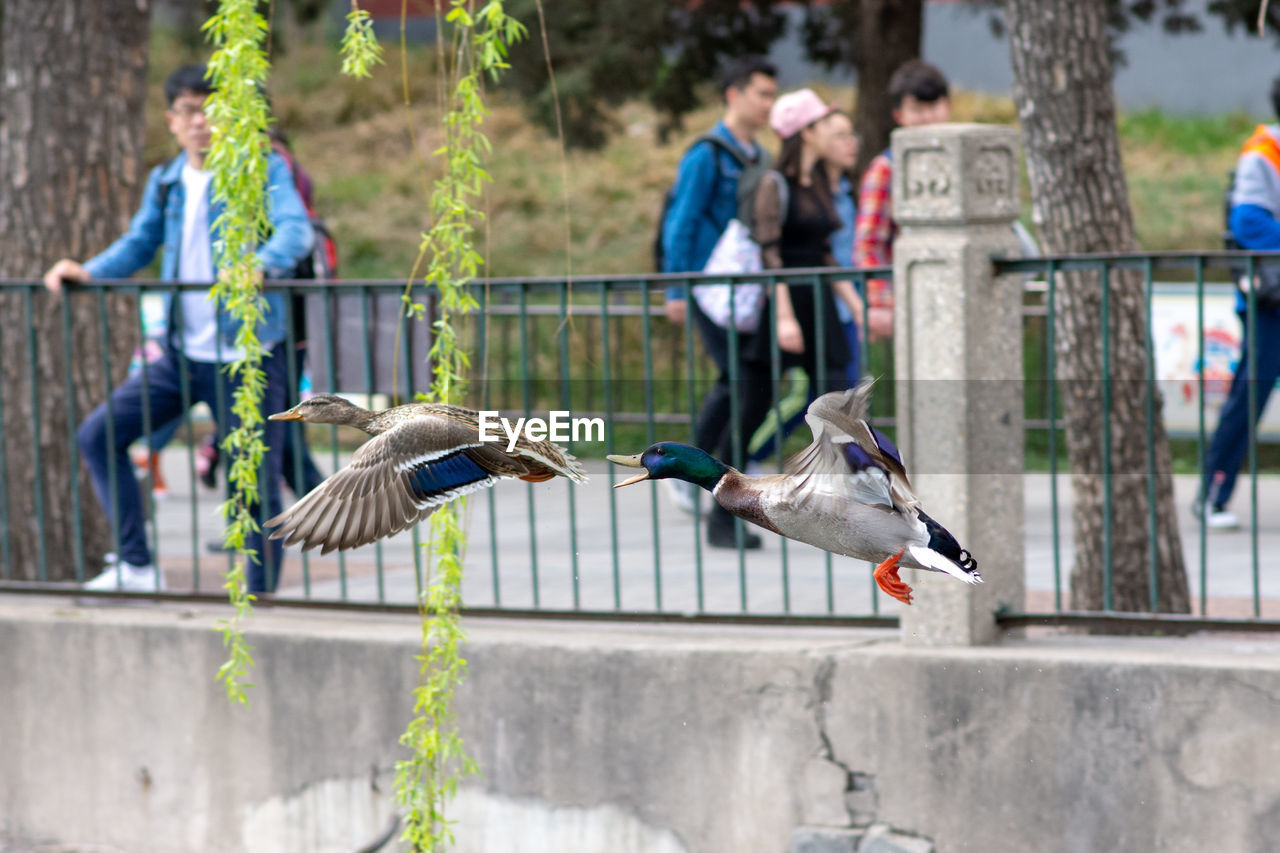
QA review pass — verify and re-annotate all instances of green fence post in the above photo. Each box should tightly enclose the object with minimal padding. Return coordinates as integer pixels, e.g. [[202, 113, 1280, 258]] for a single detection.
[[518, 284, 540, 607], [1143, 258, 1159, 613], [1196, 257, 1208, 614], [558, 281, 581, 609], [1046, 259, 1062, 612], [640, 281, 662, 610], [25, 289, 48, 582], [1100, 262, 1113, 611], [1247, 256, 1260, 615], [60, 294, 86, 582], [602, 281, 621, 610]]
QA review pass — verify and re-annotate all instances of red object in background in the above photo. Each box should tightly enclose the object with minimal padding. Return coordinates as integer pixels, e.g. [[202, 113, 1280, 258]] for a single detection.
[[362, 0, 443, 17], [363, 0, 958, 18]]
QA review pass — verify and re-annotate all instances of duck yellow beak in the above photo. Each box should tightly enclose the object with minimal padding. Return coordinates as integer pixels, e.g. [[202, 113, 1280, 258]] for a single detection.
[[606, 453, 650, 488], [268, 407, 303, 421]]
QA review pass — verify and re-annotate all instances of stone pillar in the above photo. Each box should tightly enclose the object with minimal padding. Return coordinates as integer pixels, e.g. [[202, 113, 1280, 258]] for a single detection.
[[890, 123, 1025, 646]]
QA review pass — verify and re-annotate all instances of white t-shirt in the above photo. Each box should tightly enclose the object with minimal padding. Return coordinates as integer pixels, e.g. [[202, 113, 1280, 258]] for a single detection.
[[177, 164, 243, 362]]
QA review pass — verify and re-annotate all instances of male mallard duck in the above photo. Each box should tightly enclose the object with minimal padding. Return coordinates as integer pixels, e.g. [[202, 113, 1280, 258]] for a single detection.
[[607, 380, 979, 605], [265, 395, 587, 554]]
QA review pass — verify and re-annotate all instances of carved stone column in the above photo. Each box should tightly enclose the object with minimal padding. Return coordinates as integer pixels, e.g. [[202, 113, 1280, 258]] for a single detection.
[[891, 123, 1025, 646]]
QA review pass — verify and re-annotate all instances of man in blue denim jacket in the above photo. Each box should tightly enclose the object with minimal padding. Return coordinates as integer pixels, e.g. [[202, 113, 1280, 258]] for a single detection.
[[661, 56, 776, 548], [43, 64, 314, 593]]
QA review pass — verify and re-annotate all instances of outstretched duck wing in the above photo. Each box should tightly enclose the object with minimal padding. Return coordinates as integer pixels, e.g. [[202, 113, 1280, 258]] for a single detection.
[[266, 414, 503, 554], [266, 407, 586, 554], [426, 405, 589, 483], [783, 379, 921, 514]]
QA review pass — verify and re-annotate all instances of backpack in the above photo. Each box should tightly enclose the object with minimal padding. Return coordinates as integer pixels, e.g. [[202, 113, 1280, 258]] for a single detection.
[[692, 171, 789, 333], [653, 133, 774, 272], [1223, 170, 1240, 251], [1223, 168, 1280, 311], [269, 139, 339, 282]]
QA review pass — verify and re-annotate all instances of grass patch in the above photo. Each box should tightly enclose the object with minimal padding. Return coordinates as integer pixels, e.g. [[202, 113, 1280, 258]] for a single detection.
[[1117, 109, 1258, 158], [142, 31, 1269, 279]]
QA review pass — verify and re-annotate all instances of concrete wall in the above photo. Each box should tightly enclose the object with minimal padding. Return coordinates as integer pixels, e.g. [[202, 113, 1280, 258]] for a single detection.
[[2, 598, 1280, 852]]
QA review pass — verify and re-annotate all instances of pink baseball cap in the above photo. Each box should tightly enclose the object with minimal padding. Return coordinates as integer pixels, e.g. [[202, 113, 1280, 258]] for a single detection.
[[770, 88, 837, 139]]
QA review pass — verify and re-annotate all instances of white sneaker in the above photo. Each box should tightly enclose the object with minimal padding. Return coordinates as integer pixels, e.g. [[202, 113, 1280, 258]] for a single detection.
[[1192, 499, 1240, 531], [83, 560, 166, 592], [663, 478, 700, 516], [1206, 508, 1240, 530]]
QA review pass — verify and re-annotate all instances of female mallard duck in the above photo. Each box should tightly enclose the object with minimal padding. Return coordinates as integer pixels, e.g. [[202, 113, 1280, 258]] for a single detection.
[[607, 380, 978, 605], [265, 395, 587, 554]]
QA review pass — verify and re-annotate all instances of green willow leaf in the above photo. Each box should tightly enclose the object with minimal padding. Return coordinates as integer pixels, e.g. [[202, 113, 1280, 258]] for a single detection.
[[392, 4, 525, 847], [340, 7, 385, 79], [204, 0, 273, 705]]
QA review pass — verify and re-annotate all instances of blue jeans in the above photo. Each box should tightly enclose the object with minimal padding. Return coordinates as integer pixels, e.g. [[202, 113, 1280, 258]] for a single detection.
[[195, 343, 326, 498], [278, 343, 326, 496], [843, 319, 862, 388], [77, 342, 289, 592], [1203, 309, 1280, 507], [689, 300, 739, 463], [143, 416, 182, 453]]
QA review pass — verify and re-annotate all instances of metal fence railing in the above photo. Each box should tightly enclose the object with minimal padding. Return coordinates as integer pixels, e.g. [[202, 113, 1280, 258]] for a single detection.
[[0, 270, 899, 625], [0, 255, 1275, 631], [999, 252, 1279, 630]]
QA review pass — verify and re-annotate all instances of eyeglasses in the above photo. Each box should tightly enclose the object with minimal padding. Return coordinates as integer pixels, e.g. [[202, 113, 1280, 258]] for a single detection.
[[170, 103, 206, 119]]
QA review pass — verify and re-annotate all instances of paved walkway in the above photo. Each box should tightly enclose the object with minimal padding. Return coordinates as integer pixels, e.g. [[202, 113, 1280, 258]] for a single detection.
[[139, 451, 1280, 618]]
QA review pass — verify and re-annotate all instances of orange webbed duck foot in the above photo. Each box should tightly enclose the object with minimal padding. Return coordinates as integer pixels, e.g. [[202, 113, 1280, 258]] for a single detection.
[[873, 549, 914, 605]]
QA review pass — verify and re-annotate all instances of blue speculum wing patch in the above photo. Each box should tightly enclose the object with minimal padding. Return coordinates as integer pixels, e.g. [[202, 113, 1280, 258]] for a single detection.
[[406, 451, 490, 501], [839, 441, 893, 507], [841, 442, 879, 473], [870, 426, 903, 468]]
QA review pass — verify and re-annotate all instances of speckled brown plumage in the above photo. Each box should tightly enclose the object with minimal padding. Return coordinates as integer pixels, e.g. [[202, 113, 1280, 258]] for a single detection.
[[713, 473, 782, 535], [265, 395, 586, 554]]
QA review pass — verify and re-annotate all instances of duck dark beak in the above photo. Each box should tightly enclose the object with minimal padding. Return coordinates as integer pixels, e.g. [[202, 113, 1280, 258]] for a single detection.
[[606, 453, 650, 488], [268, 407, 303, 421]]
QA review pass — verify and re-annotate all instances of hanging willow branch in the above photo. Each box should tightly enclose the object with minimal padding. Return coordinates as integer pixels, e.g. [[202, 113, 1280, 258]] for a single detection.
[[384, 2, 525, 848], [203, 0, 274, 704]]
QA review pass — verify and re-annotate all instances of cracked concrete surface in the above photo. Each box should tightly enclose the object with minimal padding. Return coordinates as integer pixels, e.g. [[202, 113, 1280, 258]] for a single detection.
[[809, 658, 860, 826], [3, 600, 1280, 852], [804, 656, 928, 852]]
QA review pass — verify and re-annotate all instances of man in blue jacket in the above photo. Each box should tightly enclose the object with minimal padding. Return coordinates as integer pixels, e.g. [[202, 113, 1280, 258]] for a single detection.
[[1199, 79, 1280, 529], [662, 56, 776, 548], [43, 64, 314, 592]]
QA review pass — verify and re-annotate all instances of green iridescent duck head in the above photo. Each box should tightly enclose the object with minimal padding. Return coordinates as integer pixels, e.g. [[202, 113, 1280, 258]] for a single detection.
[[607, 442, 730, 492]]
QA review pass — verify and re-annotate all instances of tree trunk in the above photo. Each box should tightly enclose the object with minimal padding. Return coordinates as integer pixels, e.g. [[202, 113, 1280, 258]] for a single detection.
[[1004, 0, 1189, 612], [852, 0, 923, 181], [0, 1, 149, 581]]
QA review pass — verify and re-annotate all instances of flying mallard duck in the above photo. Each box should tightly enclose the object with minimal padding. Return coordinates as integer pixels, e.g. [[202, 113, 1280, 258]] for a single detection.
[[606, 379, 979, 605], [265, 395, 587, 554]]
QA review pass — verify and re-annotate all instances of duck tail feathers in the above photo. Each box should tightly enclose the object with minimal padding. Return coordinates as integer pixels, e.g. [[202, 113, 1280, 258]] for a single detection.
[[912, 510, 981, 583], [907, 545, 983, 584]]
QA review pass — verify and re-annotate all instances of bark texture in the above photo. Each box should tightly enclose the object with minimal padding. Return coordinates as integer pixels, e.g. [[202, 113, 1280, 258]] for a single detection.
[[0, 0, 150, 580], [852, 0, 923, 180], [1005, 0, 1189, 612]]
